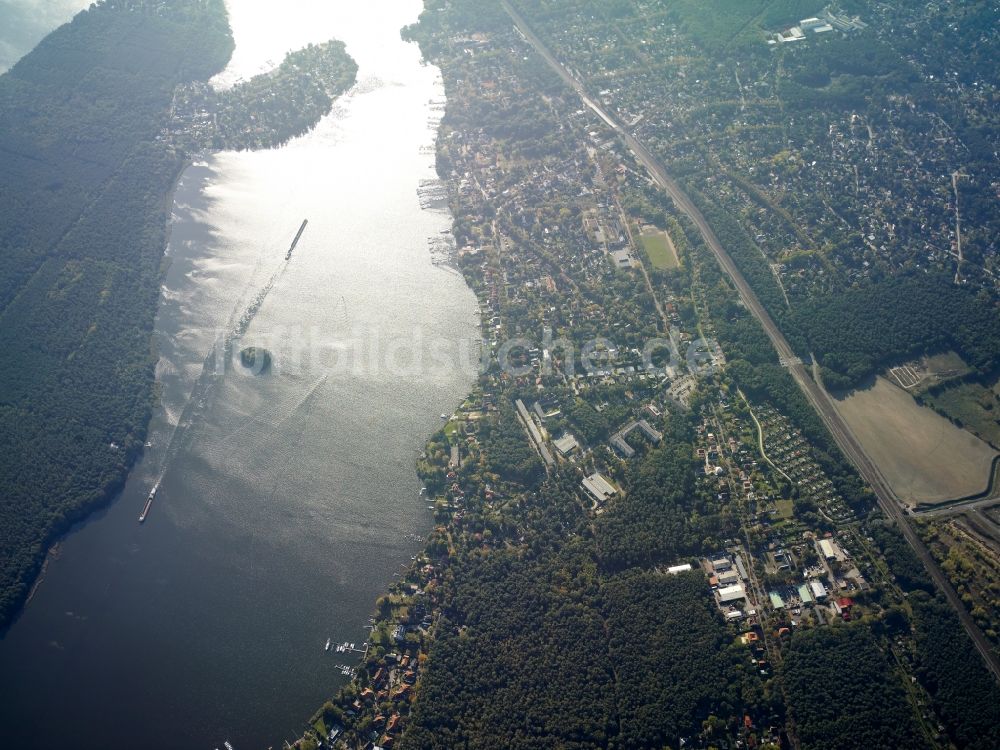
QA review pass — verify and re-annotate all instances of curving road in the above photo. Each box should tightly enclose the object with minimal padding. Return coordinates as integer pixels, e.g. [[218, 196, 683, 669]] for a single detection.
[[914, 456, 1000, 519], [500, 0, 1000, 683]]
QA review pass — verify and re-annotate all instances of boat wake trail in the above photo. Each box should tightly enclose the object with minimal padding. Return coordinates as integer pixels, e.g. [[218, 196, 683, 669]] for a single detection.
[[141, 220, 307, 520], [163, 267, 283, 464], [262, 374, 330, 501], [210, 371, 330, 461]]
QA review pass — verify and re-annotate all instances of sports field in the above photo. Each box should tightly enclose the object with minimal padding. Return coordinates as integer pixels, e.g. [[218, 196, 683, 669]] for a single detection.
[[640, 227, 680, 269]]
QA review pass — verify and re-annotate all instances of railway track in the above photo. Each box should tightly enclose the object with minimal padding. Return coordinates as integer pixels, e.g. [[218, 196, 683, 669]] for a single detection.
[[500, 0, 1000, 684]]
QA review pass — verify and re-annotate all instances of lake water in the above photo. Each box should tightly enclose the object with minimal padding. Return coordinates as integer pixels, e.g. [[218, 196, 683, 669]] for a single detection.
[[0, 2, 478, 748], [0, 0, 91, 73]]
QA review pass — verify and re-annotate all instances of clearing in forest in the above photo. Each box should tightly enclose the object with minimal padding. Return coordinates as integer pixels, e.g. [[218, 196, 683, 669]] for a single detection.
[[834, 376, 998, 506], [640, 226, 680, 269]]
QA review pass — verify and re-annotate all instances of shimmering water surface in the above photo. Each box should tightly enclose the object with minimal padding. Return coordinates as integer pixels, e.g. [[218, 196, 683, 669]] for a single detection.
[[0, 2, 477, 747]]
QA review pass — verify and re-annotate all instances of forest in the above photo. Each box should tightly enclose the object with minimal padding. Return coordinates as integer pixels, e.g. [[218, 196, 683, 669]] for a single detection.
[[601, 571, 757, 748], [870, 526, 1000, 749], [0, 0, 233, 630], [910, 594, 1000, 750], [684, 185, 793, 329], [869, 523, 935, 594], [483, 402, 545, 487], [0, 0, 358, 631], [790, 273, 1000, 390], [595, 416, 713, 571], [170, 39, 358, 152], [400, 471, 759, 749], [782, 626, 924, 749]]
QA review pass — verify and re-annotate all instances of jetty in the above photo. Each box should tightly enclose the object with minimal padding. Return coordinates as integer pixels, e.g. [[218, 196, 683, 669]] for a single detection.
[[334, 641, 363, 654]]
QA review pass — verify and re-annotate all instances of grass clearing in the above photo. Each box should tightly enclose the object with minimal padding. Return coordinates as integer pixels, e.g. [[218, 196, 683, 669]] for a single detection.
[[887, 351, 971, 392], [925, 351, 969, 374], [313, 717, 328, 738], [640, 227, 680, 269], [668, 0, 827, 48], [922, 377, 1000, 450], [834, 377, 998, 506]]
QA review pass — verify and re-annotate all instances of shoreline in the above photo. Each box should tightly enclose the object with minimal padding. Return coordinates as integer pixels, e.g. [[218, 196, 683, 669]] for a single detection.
[[0, 30, 363, 634], [286, 24, 484, 750], [22, 543, 60, 609], [0, 149, 191, 636]]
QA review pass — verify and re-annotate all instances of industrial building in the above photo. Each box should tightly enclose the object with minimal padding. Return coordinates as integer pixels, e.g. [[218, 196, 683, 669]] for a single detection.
[[553, 433, 579, 457], [581, 472, 617, 505], [819, 537, 841, 561], [809, 579, 828, 601], [717, 584, 746, 604]]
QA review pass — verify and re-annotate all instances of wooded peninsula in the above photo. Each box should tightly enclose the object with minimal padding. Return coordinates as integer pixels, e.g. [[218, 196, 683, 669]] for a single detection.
[[0, 0, 356, 631]]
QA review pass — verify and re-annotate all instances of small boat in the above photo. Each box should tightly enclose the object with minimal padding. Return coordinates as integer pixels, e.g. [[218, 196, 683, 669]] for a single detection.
[[325, 638, 331, 651], [440, 414, 448, 420], [224, 742, 235, 750]]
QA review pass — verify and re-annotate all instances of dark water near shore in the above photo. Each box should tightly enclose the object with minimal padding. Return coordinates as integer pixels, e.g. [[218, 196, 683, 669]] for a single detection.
[[0, 2, 477, 748]]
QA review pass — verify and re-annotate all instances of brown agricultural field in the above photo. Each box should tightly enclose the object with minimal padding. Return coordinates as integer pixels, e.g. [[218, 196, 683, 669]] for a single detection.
[[834, 376, 998, 507]]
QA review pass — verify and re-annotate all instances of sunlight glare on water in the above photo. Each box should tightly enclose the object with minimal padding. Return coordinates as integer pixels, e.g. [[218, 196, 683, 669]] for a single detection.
[[0, 2, 477, 748]]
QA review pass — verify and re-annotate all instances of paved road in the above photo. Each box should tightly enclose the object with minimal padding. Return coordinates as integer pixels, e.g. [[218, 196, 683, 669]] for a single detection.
[[500, 0, 1000, 684], [913, 456, 1000, 519]]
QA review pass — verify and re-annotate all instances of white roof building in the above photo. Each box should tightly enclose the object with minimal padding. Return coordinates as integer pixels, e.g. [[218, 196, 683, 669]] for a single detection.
[[611, 249, 633, 268], [582, 472, 617, 505], [819, 538, 840, 560], [711, 556, 732, 572], [718, 569, 741, 586], [717, 584, 746, 603], [810, 580, 828, 600], [666, 563, 693, 575], [777, 27, 806, 43], [553, 433, 579, 456]]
